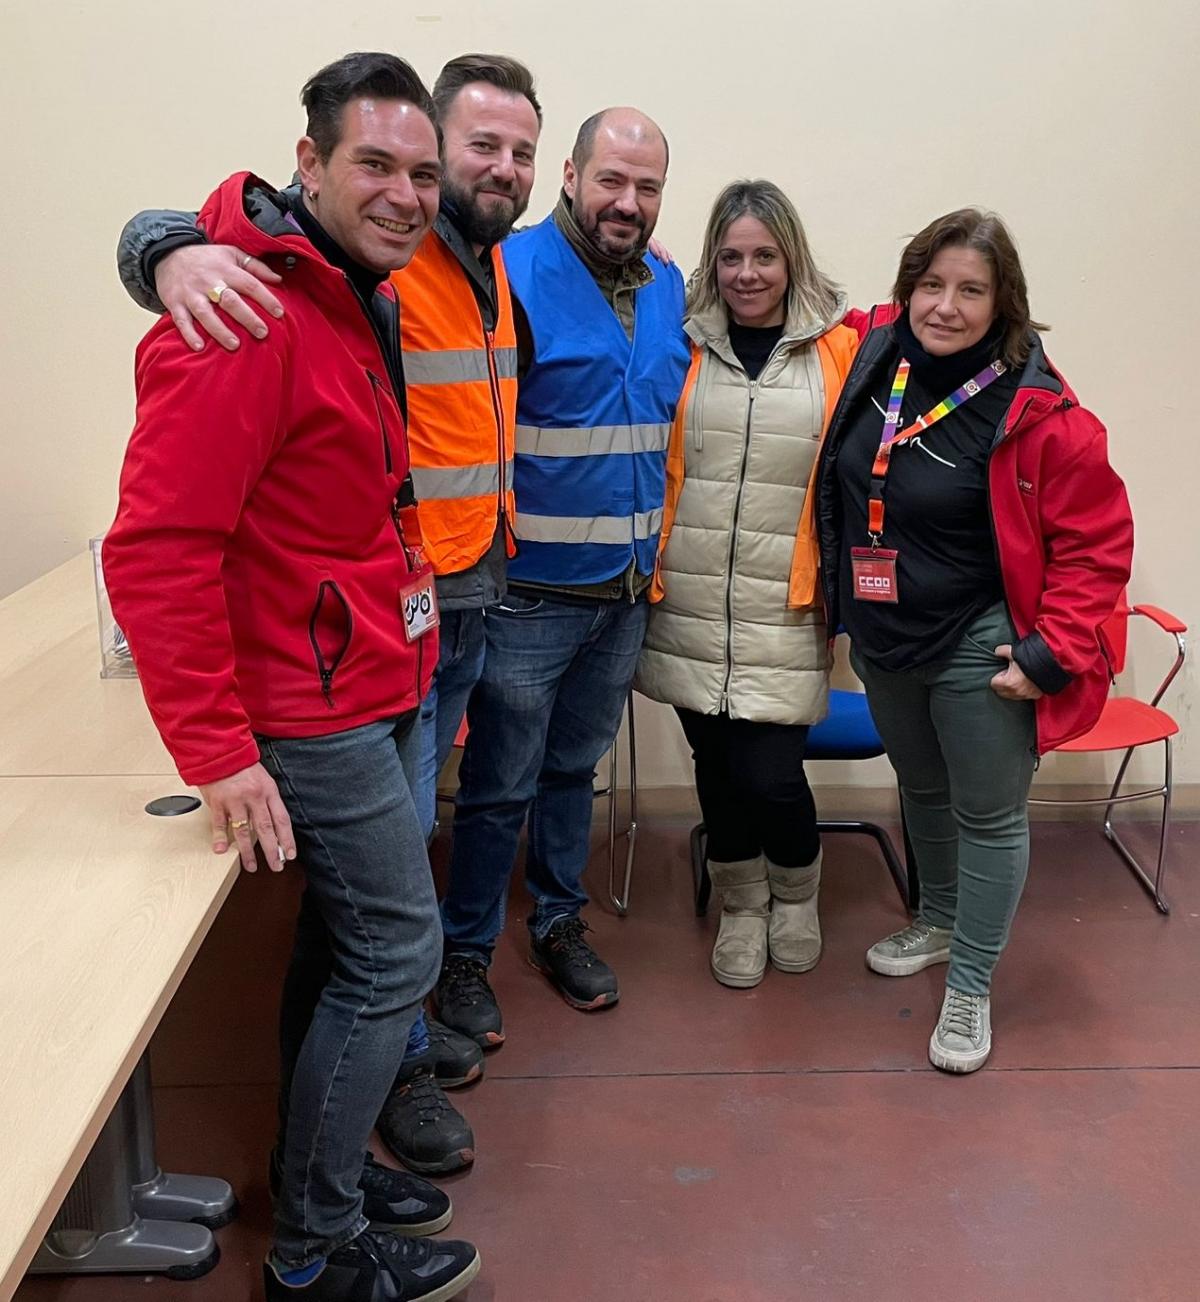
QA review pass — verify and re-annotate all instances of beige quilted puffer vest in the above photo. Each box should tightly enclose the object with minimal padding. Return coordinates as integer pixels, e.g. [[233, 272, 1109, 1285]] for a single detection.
[[636, 296, 847, 724]]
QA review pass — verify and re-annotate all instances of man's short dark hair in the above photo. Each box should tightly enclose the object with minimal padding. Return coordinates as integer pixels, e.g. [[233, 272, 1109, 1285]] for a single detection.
[[432, 53, 542, 126], [301, 52, 439, 162]]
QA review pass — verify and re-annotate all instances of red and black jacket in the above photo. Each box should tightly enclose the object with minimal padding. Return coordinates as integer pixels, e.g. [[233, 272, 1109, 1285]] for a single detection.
[[104, 173, 435, 786], [819, 307, 1134, 753]]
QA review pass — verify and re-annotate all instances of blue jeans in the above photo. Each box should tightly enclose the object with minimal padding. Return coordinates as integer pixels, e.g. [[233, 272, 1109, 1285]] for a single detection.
[[258, 714, 442, 1268], [442, 592, 649, 956], [415, 607, 488, 841]]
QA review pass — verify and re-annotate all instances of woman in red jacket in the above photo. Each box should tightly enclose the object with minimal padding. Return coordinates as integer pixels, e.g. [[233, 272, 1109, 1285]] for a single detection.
[[815, 208, 1133, 1074]]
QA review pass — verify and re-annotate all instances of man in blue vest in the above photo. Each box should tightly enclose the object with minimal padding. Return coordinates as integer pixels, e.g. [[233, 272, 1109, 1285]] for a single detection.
[[433, 108, 690, 1042]]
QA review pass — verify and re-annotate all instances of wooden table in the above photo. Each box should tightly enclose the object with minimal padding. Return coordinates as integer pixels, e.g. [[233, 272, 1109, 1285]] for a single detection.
[[0, 556, 239, 1298]]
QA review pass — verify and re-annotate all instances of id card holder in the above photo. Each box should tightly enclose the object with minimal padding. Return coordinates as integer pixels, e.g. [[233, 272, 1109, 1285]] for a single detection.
[[399, 564, 439, 642], [850, 547, 899, 603]]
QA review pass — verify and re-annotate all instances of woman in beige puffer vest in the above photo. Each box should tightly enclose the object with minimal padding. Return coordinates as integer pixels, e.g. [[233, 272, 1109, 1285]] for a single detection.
[[635, 180, 859, 990]]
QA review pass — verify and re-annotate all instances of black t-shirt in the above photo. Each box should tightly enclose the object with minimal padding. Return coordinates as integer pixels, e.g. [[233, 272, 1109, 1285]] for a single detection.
[[728, 320, 785, 381], [836, 319, 1019, 671]]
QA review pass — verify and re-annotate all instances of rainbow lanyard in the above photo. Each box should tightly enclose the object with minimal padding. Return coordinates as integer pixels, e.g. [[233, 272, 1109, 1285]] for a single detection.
[[867, 356, 1007, 542]]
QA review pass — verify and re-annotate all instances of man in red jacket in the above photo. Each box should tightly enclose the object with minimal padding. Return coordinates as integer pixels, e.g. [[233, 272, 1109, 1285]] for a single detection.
[[103, 52, 479, 1302]]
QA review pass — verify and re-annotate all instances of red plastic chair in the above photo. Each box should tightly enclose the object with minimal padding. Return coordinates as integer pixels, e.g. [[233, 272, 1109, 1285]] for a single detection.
[[1029, 599, 1187, 913]]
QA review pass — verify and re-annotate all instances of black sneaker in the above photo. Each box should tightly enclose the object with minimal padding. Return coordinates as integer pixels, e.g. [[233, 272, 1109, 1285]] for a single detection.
[[264, 1227, 480, 1301], [269, 1151, 451, 1237], [434, 953, 504, 1049], [401, 1017, 484, 1089], [377, 1068, 475, 1175], [530, 916, 619, 1010]]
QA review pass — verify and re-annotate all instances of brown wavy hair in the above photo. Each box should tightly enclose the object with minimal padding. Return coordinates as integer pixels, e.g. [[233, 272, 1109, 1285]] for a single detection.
[[892, 208, 1049, 367]]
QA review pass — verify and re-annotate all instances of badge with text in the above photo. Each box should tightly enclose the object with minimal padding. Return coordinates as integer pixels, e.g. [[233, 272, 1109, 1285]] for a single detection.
[[399, 566, 440, 642], [850, 547, 900, 603]]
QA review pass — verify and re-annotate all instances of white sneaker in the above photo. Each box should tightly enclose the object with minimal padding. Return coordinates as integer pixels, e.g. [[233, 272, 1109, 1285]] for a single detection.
[[929, 987, 991, 1074], [865, 919, 953, 977]]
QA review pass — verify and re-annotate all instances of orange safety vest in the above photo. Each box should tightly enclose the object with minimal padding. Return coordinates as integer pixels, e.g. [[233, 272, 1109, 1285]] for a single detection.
[[390, 232, 518, 576]]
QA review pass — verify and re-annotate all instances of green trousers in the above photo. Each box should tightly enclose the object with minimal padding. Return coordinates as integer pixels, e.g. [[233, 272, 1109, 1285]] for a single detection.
[[851, 603, 1037, 995]]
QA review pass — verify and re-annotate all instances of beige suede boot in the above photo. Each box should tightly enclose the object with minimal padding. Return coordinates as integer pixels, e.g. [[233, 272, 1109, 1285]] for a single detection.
[[706, 856, 770, 989], [767, 852, 822, 973]]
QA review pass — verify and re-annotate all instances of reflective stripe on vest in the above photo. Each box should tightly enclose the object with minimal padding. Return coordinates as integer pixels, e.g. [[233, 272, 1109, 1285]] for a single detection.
[[403, 346, 520, 386], [390, 231, 518, 576], [514, 422, 671, 458], [514, 507, 665, 546], [410, 459, 515, 502]]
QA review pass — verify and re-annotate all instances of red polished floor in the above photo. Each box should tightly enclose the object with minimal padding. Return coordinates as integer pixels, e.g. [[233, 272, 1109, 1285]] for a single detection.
[[16, 817, 1200, 1302]]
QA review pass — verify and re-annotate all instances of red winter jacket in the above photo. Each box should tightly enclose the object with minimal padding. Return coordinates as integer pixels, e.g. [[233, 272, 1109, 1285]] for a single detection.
[[820, 307, 1133, 753], [104, 173, 435, 786]]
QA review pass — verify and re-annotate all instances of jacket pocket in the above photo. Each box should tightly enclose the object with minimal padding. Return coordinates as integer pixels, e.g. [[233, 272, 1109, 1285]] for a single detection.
[[368, 370, 395, 475], [309, 580, 354, 707]]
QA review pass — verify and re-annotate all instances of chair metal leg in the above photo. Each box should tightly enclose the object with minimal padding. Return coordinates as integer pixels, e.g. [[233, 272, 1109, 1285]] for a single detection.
[[690, 823, 711, 916], [1103, 737, 1172, 914], [607, 695, 638, 916], [691, 819, 910, 914], [900, 799, 919, 914], [816, 820, 911, 912]]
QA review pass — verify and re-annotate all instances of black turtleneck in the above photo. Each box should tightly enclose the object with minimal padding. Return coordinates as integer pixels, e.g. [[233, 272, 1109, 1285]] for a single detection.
[[836, 311, 1019, 671], [287, 191, 407, 420], [728, 320, 785, 381]]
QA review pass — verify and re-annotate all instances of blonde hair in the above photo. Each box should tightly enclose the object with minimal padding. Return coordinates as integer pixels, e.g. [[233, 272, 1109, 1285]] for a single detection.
[[688, 179, 840, 327]]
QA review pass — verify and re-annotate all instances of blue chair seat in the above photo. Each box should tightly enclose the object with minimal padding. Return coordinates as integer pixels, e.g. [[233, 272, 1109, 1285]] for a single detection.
[[806, 689, 886, 761]]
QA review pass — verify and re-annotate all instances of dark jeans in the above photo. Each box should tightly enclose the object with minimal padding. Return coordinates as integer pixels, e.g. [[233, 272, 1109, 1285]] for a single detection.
[[676, 708, 820, 868], [442, 591, 649, 955], [850, 603, 1037, 995], [258, 714, 442, 1268], [415, 607, 488, 841]]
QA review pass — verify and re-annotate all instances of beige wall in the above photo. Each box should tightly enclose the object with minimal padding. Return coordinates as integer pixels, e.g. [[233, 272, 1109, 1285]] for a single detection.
[[2, 0, 1197, 791]]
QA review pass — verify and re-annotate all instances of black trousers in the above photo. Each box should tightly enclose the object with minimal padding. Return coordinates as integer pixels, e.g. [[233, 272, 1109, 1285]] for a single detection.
[[676, 708, 820, 869]]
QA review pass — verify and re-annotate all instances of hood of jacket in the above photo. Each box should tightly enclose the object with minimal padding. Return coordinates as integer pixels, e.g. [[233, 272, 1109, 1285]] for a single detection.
[[198, 172, 342, 283]]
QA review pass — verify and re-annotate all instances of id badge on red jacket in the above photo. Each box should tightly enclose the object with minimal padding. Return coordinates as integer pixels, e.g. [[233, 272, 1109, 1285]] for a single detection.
[[399, 564, 439, 643], [850, 547, 899, 603]]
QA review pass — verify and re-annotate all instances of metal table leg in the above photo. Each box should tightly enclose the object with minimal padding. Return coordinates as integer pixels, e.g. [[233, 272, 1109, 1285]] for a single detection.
[[27, 1052, 228, 1279], [126, 1057, 238, 1229]]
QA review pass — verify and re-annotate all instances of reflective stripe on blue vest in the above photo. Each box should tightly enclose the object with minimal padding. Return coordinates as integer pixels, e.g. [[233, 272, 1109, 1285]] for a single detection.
[[502, 215, 690, 586]]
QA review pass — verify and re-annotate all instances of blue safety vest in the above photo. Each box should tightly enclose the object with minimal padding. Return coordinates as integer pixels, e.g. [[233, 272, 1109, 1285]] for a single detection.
[[502, 215, 689, 585]]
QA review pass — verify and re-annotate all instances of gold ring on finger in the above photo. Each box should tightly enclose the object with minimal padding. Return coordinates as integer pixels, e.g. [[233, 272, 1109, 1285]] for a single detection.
[[207, 281, 230, 304], [228, 817, 250, 830]]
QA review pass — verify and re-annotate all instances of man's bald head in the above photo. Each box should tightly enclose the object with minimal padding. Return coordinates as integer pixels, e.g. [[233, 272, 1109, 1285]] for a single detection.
[[571, 107, 669, 174]]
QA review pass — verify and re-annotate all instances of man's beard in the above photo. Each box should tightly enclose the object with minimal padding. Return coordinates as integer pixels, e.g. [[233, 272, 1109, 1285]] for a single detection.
[[442, 174, 529, 247], [577, 199, 648, 263]]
